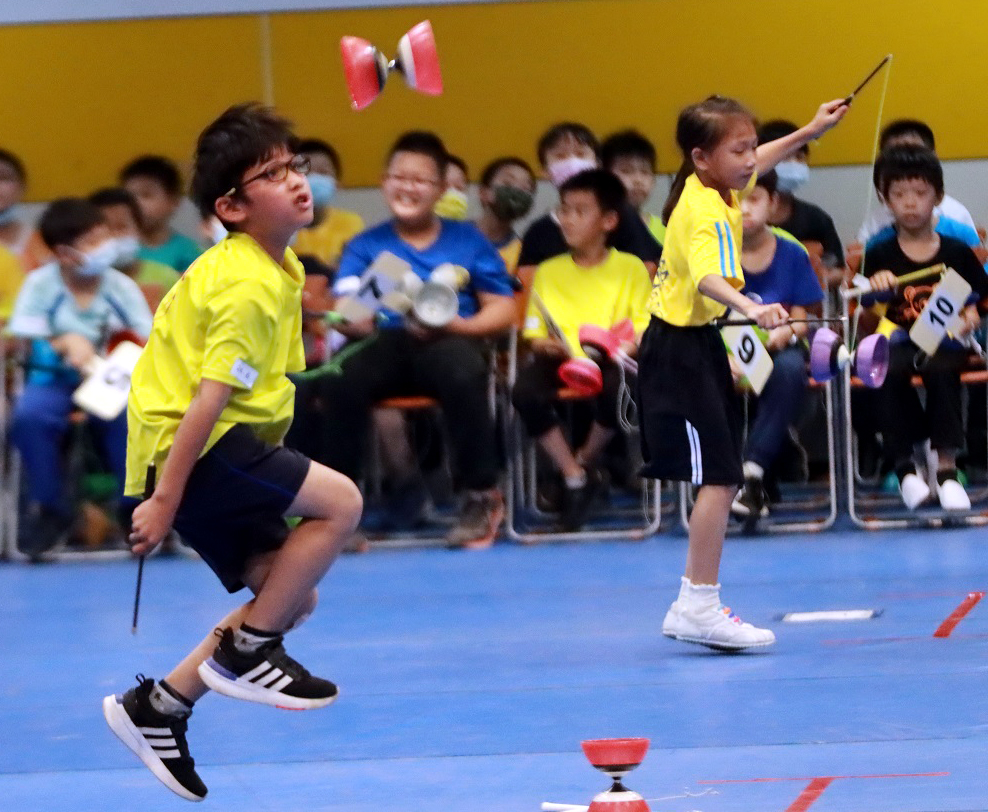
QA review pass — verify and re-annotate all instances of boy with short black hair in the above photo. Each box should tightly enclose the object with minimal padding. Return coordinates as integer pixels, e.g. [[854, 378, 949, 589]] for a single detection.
[[858, 118, 977, 243], [517, 122, 662, 280], [601, 128, 665, 245], [311, 130, 516, 549], [513, 169, 652, 530], [120, 154, 202, 271], [8, 198, 153, 557], [862, 144, 988, 511], [292, 137, 364, 271], [102, 104, 363, 801]]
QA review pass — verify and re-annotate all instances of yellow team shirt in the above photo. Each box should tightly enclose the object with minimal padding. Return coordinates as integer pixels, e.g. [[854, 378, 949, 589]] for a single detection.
[[291, 207, 364, 268], [124, 233, 305, 496], [646, 173, 755, 326], [0, 242, 24, 322], [524, 248, 653, 359], [497, 234, 523, 276]]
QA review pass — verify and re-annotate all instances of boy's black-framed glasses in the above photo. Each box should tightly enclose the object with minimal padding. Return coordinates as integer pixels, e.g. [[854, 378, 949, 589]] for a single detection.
[[224, 154, 311, 197]]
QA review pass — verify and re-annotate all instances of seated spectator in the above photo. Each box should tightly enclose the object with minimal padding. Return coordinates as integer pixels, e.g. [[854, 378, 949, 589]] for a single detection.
[[730, 171, 824, 519], [89, 187, 180, 311], [757, 119, 846, 281], [474, 156, 536, 275], [296, 131, 516, 549], [434, 153, 470, 220], [0, 149, 51, 270], [860, 146, 988, 511], [601, 128, 666, 245], [517, 122, 662, 280], [858, 119, 977, 245], [120, 155, 202, 271], [292, 138, 364, 271], [513, 169, 651, 530], [7, 198, 153, 558], [0, 240, 23, 324]]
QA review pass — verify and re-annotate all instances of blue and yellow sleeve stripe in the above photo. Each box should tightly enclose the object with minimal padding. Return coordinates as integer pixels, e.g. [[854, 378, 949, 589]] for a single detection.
[[714, 221, 738, 279]]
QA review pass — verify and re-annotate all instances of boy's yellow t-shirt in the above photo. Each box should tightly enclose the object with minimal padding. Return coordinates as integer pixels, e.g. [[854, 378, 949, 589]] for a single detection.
[[523, 248, 652, 359], [292, 207, 364, 268], [124, 232, 305, 497], [646, 173, 755, 327]]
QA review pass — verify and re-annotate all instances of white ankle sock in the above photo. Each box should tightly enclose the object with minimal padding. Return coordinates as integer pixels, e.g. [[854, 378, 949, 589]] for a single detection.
[[743, 461, 764, 481], [680, 577, 721, 609], [149, 680, 192, 718], [564, 469, 587, 489], [233, 623, 279, 654]]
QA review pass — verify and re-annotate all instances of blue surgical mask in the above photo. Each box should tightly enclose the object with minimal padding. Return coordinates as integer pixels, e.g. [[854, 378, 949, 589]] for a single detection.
[[74, 239, 118, 277], [114, 235, 141, 266], [0, 203, 21, 227], [308, 173, 337, 208], [774, 160, 810, 194]]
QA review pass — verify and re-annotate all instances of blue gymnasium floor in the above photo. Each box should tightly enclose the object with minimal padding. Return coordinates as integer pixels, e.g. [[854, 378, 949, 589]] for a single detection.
[[2, 527, 987, 812]]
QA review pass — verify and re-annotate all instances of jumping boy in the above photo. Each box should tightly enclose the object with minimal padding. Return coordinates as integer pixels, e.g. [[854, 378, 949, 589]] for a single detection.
[[102, 104, 363, 801]]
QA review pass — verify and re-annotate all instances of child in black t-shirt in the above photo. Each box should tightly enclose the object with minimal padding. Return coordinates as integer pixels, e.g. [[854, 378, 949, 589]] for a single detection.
[[862, 145, 988, 511]]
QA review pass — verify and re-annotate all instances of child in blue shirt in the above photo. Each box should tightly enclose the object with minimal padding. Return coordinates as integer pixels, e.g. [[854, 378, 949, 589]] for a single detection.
[[7, 198, 152, 558], [311, 131, 516, 549], [731, 171, 824, 518]]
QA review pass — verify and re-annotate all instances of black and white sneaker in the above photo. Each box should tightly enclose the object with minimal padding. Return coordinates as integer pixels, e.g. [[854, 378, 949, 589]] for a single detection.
[[198, 627, 338, 710], [102, 675, 207, 802]]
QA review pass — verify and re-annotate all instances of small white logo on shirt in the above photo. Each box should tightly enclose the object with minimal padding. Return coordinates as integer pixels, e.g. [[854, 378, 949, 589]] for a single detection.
[[231, 359, 259, 389]]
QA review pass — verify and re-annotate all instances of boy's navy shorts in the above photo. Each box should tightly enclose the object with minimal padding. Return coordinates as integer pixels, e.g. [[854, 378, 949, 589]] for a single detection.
[[637, 316, 744, 487], [125, 424, 311, 593]]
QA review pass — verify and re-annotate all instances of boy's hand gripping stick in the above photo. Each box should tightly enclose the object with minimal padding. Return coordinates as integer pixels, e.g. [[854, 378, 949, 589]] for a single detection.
[[340, 21, 443, 110]]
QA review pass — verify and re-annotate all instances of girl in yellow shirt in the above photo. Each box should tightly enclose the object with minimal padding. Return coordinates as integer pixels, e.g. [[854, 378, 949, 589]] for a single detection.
[[639, 94, 847, 651]]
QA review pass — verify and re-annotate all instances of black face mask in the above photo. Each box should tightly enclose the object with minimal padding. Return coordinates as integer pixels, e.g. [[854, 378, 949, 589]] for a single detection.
[[490, 184, 534, 221]]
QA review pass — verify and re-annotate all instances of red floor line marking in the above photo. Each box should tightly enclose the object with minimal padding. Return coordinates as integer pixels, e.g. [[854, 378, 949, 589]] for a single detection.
[[934, 591, 985, 638], [698, 772, 948, 784], [785, 777, 835, 812]]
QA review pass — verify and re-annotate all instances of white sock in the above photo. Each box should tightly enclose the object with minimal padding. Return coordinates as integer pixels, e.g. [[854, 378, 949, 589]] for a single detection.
[[743, 461, 764, 481], [681, 577, 721, 610], [564, 469, 587, 489], [149, 680, 192, 718], [233, 623, 280, 654]]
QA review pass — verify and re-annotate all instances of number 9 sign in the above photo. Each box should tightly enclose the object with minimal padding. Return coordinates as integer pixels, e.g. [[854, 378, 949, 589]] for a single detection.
[[720, 321, 774, 394]]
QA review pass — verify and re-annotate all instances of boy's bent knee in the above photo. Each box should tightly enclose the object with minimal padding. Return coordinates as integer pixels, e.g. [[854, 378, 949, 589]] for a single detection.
[[289, 462, 363, 526]]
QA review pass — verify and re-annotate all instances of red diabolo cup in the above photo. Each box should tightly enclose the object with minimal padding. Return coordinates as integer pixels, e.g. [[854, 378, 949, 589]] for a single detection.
[[581, 738, 651, 812]]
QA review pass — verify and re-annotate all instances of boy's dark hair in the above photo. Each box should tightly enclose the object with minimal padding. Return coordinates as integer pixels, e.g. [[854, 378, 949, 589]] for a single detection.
[[663, 95, 755, 224], [297, 137, 342, 178], [39, 198, 107, 250], [758, 119, 809, 159], [191, 102, 299, 221], [0, 148, 27, 184], [479, 156, 535, 189], [877, 144, 944, 199], [386, 130, 448, 177], [536, 122, 599, 168], [120, 155, 184, 197], [559, 168, 627, 215], [89, 187, 144, 230], [880, 118, 935, 151], [600, 129, 657, 171], [446, 153, 469, 180], [755, 169, 778, 196]]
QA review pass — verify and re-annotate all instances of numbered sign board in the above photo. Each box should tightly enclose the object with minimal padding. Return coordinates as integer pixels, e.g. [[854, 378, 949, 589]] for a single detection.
[[72, 341, 144, 421], [909, 268, 972, 356], [334, 250, 414, 322], [721, 321, 774, 395]]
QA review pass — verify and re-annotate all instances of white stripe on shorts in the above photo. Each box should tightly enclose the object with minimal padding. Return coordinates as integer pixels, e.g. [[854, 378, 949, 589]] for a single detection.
[[685, 419, 702, 485]]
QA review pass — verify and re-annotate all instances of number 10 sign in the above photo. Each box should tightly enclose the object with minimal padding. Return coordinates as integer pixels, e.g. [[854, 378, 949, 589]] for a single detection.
[[909, 268, 973, 356]]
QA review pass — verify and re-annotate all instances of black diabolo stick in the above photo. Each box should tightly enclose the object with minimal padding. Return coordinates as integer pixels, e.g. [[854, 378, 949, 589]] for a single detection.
[[131, 464, 156, 635], [844, 54, 892, 105]]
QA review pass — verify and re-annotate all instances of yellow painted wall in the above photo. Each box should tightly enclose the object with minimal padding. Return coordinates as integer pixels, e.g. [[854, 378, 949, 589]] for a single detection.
[[0, 0, 983, 199]]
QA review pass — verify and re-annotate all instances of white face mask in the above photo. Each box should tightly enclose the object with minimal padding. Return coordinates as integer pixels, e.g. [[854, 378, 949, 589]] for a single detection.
[[114, 235, 141, 266], [73, 239, 118, 277], [547, 156, 597, 188], [774, 160, 810, 194], [209, 217, 228, 245]]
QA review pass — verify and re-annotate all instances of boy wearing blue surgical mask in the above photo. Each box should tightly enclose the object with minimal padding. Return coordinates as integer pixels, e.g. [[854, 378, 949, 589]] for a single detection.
[[292, 138, 364, 271], [757, 119, 845, 278], [90, 187, 180, 311], [7, 198, 153, 559]]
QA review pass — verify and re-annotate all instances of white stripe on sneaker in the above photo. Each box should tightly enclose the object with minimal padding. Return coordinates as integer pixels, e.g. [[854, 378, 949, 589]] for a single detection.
[[270, 674, 293, 692], [243, 662, 274, 681], [155, 749, 181, 758], [260, 669, 285, 687]]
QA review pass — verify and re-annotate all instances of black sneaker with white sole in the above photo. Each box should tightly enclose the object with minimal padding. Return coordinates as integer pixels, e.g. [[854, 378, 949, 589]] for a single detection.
[[102, 675, 207, 802], [197, 627, 338, 710]]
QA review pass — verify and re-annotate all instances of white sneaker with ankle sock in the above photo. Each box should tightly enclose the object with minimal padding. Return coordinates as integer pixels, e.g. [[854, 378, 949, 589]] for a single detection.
[[662, 577, 775, 651], [899, 472, 931, 510], [937, 477, 970, 510]]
